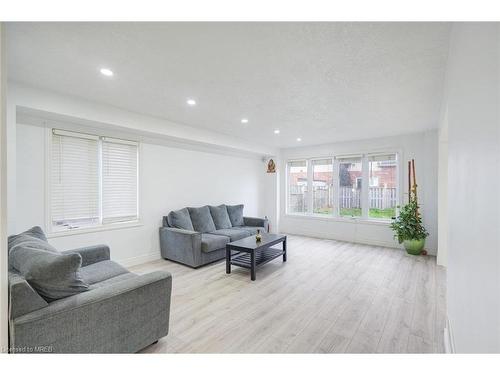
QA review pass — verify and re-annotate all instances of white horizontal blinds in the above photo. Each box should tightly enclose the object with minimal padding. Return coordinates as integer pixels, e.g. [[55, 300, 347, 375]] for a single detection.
[[336, 155, 362, 163], [368, 153, 397, 168], [51, 130, 99, 230], [102, 137, 139, 224], [311, 158, 333, 167], [368, 153, 397, 162], [288, 160, 307, 168]]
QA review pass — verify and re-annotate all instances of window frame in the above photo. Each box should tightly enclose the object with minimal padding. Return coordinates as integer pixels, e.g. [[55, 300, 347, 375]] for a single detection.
[[285, 159, 310, 216], [310, 157, 335, 216], [285, 150, 401, 223], [336, 154, 364, 218], [45, 128, 142, 237], [366, 153, 399, 220]]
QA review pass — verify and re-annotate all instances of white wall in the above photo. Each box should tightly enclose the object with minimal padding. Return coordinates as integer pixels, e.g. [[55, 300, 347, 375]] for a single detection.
[[15, 122, 270, 265], [8, 82, 278, 266], [0, 22, 9, 352], [279, 131, 439, 254], [443, 23, 500, 353]]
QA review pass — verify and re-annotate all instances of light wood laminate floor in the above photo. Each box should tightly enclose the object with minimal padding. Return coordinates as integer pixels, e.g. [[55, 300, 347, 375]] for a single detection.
[[132, 235, 446, 353]]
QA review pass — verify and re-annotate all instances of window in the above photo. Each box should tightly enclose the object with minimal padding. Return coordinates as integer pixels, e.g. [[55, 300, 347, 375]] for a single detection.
[[312, 159, 333, 215], [287, 160, 308, 214], [50, 129, 139, 232], [368, 154, 398, 219], [286, 152, 399, 221], [338, 157, 362, 217], [102, 138, 139, 224], [51, 130, 100, 230]]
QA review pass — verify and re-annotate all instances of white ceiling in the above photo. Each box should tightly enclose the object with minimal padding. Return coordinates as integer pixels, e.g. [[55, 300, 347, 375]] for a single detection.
[[6, 22, 451, 148]]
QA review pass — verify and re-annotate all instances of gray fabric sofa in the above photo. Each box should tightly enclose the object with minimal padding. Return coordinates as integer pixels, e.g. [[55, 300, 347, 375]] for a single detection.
[[8, 230, 172, 353], [160, 204, 268, 268]]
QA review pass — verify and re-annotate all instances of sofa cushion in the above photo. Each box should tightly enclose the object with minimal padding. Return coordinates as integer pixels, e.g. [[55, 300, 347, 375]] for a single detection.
[[238, 226, 266, 235], [8, 226, 58, 255], [210, 228, 250, 241], [167, 208, 194, 231], [201, 233, 230, 253], [80, 260, 130, 285], [188, 206, 217, 233], [209, 204, 232, 229], [8, 240, 89, 301], [227, 204, 244, 227], [88, 272, 137, 290]]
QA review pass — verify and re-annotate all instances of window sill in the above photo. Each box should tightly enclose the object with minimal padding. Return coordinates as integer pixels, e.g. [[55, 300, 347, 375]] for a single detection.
[[283, 213, 392, 226], [47, 221, 143, 238]]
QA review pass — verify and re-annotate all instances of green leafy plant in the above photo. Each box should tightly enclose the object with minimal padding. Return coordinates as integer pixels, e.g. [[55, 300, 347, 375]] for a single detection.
[[390, 199, 429, 244]]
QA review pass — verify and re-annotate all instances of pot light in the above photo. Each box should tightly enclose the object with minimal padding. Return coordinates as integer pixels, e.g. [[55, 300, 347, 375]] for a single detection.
[[186, 98, 197, 106], [297, 137, 302, 142], [100, 68, 114, 77], [274, 129, 280, 134], [241, 118, 249, 124]]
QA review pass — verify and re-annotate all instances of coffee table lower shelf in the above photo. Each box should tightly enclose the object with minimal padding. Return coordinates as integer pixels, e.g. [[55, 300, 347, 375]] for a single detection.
[[230, 248, 284, 269]]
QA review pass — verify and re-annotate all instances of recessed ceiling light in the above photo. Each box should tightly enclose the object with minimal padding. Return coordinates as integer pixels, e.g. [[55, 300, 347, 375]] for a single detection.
[[296, 137, 302, 142], [274, 129, 280, 134], [100, 68, 114, 77], [241, 118, 249, 124], [186, 98, 197, 106]]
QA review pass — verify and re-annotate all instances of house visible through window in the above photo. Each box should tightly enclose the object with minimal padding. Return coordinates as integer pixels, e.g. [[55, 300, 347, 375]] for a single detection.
[[50, 129, 139, 232], [368, 154, 398, 219], [338, 157, 362, 217]]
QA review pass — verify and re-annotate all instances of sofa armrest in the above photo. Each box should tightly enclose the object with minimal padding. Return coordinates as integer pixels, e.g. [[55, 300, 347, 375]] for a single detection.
[[10, 271, 172, 353], [62, 245, 110, 267], [161, 227, 199, 236], [243, 216, 269, 230], [159, 227, 202, 267], [9, 272, 49, 320]]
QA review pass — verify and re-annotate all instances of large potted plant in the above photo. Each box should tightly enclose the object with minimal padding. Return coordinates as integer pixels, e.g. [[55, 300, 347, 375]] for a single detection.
[[391, 159, 428, 255], [390, 199, 428, 255]]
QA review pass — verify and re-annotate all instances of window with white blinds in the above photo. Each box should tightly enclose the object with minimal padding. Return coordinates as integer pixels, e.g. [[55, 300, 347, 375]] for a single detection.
[[102, 138, 138, 224], [50, 129, 139, 232], [51, 130, 99, 230]]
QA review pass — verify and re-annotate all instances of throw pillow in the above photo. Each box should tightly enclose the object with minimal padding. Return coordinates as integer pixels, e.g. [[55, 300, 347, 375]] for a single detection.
[[187, 206, 217, 233], [209, 205, 232, 229], [167, 208, 195, 231], [8, 226, 56, 254], [226, 204, 244, 227], [8, 226, 89, 301]]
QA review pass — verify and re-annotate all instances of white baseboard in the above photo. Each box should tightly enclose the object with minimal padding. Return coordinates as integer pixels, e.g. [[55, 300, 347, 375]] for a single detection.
[[282, 228, 401, 250], [444, 317, 456, 353], [281, 227, 437, 255], [116, 252, 162, 268]]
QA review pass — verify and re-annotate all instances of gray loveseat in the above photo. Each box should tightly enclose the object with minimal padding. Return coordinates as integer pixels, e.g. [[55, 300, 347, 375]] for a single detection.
[[160, 204, 268, 268], [8, 227, 172, 353]]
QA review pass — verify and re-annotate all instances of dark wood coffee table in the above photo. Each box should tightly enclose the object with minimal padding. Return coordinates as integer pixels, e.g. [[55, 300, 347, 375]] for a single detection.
[[225, 233, 287, 281]]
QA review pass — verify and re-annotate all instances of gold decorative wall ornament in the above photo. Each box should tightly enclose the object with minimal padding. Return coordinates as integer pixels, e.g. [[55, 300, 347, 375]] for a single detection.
[[267, 159, 276, 173]]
